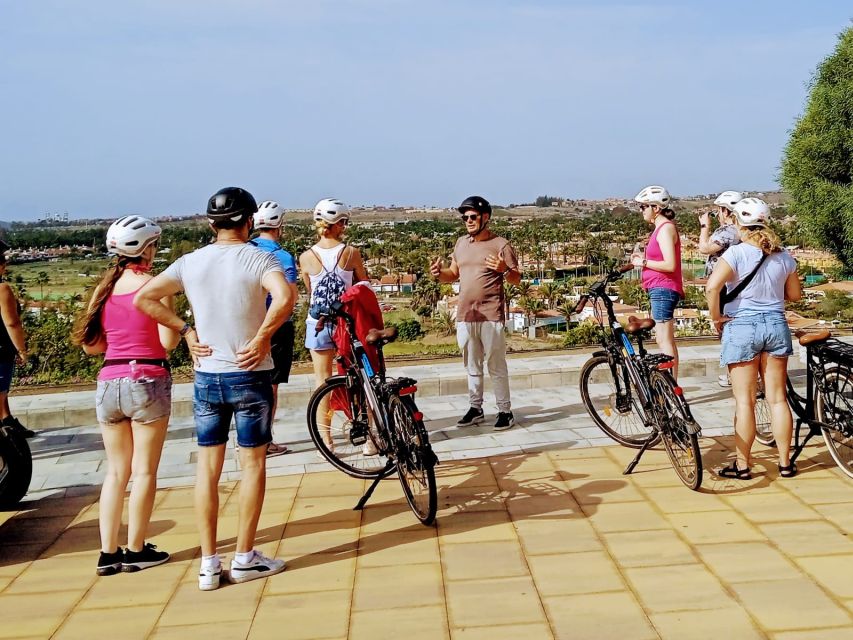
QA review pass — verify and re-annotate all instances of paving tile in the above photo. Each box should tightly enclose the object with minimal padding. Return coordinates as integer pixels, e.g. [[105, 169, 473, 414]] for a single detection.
[[278, 522, 360, 557], [359, 503, 435, 535], [668, 511, 763, 544], [441, 540, 529, 581], [795, 555, 853, 599], [266, 552, 355, 595], [149, 620, 253, 640], [580, 501, 670, 533], [650, 607, 764, 640], [773, 629, 853, 640], [288, 496, 363, 526], [643, 486, 731, 514], [603, 529, 696, 568], [813, 503, 853, 533], [157, 579, 265, 627], [625, 564, 737, 613], [694, 542, 801, 583], [544, 591, 658, 640], [2, 554, 96, 594], [0, 590, 82, 638], [249, 589, 350, 640], [296, 471, 366, 498], [437, 511, 519, 544], [514, 517, 604, 555], [437, 486, 506, 514], [569, 478, 646, 505], [357, 529, 439, 568], [490, 452, 556, 474], [778, 477, 853, 505], [758, 521, 853, 557], [446, 576, 546, 628], [352, 563, 444, 611], [450, 623, 553, 639], [729, 578, 851, 631], [351, 605, 448, 640], [505, 494, 580, 520], [527, 550, 624, 596], [53, 604, 163, 640], [725, 492, 821, 523]]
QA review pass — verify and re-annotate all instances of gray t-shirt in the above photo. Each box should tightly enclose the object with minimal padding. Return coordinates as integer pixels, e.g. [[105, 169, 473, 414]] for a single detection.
[[162, 243, 283, 373], [721, 243, 798, 317], [704, 224, 741, 277]]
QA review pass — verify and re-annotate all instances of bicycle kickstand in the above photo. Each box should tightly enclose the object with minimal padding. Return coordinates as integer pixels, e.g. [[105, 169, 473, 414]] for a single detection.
[[353, 460, 396, 511], [623, 432, 656, 475]]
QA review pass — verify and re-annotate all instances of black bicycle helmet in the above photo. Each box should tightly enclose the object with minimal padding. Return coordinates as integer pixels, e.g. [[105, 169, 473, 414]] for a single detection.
[[458, 196, 492, 215], [206, 187, 258, 222]]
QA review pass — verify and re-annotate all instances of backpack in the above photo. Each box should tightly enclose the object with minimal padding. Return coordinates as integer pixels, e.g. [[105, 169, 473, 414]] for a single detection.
[[308, 246, 349, 320]]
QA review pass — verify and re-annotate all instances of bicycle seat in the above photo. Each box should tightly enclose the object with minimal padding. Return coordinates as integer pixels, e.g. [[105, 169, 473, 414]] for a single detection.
[[626, 315, 655, 334], [366, 326, 398, 346], [798, 330, 831, 346]]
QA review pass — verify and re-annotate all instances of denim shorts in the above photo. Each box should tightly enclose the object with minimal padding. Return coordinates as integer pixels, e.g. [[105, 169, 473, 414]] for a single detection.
[[648, 287, 681, 322], [96, 375, 172, 425], [305, 318, 335, 351], [0, 360, 14, 393], [193, 370, 273, 448], [720, 313, 793, 366]]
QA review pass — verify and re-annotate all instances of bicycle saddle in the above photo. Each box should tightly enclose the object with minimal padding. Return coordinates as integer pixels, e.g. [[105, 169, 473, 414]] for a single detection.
[[626, 315, 655, 334], [798, 330, 831, 346], [365, 326, 398, 345]]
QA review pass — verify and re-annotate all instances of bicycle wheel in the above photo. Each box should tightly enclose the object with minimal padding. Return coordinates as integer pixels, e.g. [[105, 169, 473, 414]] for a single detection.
[[389, 395, 437, 525], [754, 383, 776, 448], [580, 355, 659, 448], [307, 377, 393, 479], [815, 367, 853, 480], [649, 370, 703, 490]]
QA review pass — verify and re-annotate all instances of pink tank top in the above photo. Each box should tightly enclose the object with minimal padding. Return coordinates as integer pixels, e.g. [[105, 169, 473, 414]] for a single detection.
[[642, 221, 684, 296], [98, 289, 168, 381]]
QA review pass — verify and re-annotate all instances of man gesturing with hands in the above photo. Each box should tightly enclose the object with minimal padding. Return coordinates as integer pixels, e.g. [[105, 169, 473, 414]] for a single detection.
[[430, 196, 521, 431], [134, 187, 294, 591]]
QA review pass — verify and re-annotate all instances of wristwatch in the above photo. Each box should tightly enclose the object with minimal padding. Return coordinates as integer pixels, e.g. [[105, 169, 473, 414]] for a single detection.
[[179, 323, 193, 337], [700, 224, 707, 229], [642, 259, 648, 268]]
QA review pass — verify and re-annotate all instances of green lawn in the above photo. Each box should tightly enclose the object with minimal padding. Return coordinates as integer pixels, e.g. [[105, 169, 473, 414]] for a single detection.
[[7, 258, 111, 300]]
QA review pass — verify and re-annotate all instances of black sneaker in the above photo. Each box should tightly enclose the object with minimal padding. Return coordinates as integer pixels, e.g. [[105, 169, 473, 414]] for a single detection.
[[122, 543, 170, 573], [494, 412, 515, 431], [2, 416, 35, 439], [96, 548, 124, 576], [457, 407, 484, 427]]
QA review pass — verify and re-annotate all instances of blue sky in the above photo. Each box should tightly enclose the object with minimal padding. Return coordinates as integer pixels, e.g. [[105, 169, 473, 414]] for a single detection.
[[0, 1, 850, 219]]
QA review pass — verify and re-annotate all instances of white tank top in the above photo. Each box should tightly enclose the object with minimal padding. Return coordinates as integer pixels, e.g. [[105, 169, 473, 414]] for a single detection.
[[308, 244, 355, 307]]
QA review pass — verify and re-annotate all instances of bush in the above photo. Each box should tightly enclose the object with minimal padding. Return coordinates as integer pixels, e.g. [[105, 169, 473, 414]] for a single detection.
[[392, 319, 422, 342], [563, 322, 600, 347]]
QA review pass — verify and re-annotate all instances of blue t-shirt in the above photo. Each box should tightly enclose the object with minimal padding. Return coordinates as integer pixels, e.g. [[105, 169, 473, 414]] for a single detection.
[[721, 243, 797, 316], [251, 237, 298, 319]]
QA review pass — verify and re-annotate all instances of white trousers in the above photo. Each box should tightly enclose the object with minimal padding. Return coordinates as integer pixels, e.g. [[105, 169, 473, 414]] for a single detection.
[[456, 321, 511, 412]]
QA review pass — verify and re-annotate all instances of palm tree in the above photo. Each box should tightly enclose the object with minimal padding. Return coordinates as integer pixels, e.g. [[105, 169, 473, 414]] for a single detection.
[[557, 301, 576, 334], [35, 271, 50, 300], [433, 309, 456, 337], [538, 282, 558, 309], [503, 282, 519, 321], [694, 313, 711, 336], [519, 296, 544, 338]]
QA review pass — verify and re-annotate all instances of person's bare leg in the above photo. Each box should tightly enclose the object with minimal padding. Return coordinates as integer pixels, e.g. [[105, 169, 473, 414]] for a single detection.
[[195, 444, 227, 557], [0, 391, 10, 421], [127, 416, 169, 551], [729, 358, 760, 469], [99, 420, 133, 553], [310, 349, 335, 446], [236, 444, 267, 554], [655, 320, 679, 379], [761, 352, 793, 467]]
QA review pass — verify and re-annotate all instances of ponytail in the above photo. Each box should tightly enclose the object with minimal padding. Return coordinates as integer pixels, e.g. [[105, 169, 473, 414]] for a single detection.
[[740, 226, 782, 255]]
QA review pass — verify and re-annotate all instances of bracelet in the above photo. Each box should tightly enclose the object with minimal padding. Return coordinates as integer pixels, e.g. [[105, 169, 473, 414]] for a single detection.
[[179, 323, 193, 337]]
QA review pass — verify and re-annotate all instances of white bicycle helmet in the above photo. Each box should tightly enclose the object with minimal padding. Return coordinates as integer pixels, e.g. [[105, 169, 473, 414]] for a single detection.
[[713, 191, 744, 211], [733, 198, 770, 227], [254, 200, 286, 229], [106, 216, 161, 257], [634, 185, 672, 208], [313, 198, 350, 224]]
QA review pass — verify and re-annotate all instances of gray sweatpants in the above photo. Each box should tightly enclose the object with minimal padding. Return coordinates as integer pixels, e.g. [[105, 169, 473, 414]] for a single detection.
[[456, 321, 511, 412]]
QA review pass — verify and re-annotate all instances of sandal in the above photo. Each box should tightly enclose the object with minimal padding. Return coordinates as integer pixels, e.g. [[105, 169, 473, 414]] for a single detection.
[[717, 461, 752, 480], [778, 462, 798, 478]]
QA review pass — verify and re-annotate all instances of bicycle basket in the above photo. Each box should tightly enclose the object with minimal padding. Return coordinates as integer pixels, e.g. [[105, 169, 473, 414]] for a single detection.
[[815, 340, 853, 367]]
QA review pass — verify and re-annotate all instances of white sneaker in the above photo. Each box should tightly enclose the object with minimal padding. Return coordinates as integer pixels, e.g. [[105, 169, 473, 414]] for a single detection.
[[228, 550, 286, 584], [718, 374, 732, 388], [198, 561, 223, 591]]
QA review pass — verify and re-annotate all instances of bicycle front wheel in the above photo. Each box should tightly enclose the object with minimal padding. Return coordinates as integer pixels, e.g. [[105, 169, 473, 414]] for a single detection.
[[649, 370, 703, 491], [816, 367, 853, 480], [580, 355, 659, 448], [307, 377, 393, 479], [389, 395, 437, 525]]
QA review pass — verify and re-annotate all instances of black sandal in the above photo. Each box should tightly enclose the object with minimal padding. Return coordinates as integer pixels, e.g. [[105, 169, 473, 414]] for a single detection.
[[778, 462, 797, 478], [717, 461, 752, 480]]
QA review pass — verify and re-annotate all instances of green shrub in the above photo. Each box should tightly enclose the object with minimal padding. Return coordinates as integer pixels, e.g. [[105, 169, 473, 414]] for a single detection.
[[393, 319, 422, 342]]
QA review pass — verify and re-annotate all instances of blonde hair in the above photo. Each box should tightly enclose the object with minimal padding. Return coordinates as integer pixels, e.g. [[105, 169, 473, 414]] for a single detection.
[[740, 226, 782, 255], [315, 219, 343, 239]]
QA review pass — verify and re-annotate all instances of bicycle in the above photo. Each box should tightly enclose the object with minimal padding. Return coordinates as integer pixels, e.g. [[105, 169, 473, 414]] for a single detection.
[[576, 265, 703, 490], [306, 301, 438, 524], [752, 330, 853, 479]]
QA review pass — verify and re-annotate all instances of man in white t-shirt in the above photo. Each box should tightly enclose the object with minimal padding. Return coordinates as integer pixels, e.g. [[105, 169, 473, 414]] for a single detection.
[[135, 187, 295, 591]]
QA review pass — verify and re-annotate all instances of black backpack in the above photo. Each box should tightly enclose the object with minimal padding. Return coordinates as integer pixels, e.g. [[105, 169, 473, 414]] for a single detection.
[[308, 246, 349, 320]]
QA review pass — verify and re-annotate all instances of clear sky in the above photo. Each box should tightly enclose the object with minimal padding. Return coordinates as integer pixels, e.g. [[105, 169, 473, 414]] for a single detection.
[[1, 1, 850, 219]]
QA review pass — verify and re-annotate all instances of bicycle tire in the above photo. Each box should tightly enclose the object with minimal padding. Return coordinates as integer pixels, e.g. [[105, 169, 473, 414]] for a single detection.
[[580, 355, 659, 448], [649, 370, 703, 491], [0, 431, 32, 509], [754, 385, 776, 448], [306, 377, 394, 479], [815, 367, 853, 480], [389, 395, 437, 525]]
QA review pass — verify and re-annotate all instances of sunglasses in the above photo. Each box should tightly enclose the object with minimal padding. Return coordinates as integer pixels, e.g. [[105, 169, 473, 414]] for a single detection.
[[460, 213, 480, 222], [638, 203, 650, 211]]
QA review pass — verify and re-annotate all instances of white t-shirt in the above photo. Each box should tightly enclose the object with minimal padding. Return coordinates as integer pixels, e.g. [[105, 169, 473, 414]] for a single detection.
[[721, 243, 797, 317], [162, 243, 282, 373]]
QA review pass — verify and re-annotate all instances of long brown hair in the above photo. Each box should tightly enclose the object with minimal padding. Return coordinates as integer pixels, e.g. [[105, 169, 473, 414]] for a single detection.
[[740, 226, 782, 255], [72, 256, 141, 346]]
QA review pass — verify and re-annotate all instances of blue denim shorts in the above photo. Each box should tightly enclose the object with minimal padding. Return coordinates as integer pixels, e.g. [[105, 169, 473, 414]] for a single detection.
[[0, 360, 14, 393], [720, 313, 793, 366], [648, 287, 681, 322], [96, 375, 172, 425], [193, 370, 273, 448], [305, 318, 335, 351]]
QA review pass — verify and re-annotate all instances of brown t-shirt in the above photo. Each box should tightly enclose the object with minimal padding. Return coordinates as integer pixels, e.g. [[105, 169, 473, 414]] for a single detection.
[[452, 233, 519, 323]]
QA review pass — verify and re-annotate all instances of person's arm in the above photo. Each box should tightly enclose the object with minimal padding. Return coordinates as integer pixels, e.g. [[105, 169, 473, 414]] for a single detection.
[[637, 225, 678, 273], [134, 274, 211, 361], [429, 255, 460, 283], [784, 270, 802, 302], [236, 270, 294, 370], [348, 247, 369, 284], [299, 252, 313, 297], [705, 258, 734, 333], [158, 295, 181, 351], [697, 212, 723, 255], [0, 284, 27, 363]]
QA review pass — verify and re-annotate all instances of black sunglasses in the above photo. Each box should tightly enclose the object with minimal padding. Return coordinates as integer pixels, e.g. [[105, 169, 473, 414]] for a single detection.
[[461, 213, 480, 222]]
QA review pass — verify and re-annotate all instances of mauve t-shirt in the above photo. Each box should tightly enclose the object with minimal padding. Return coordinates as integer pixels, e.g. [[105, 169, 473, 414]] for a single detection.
[[452, 234, 518, 323]]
